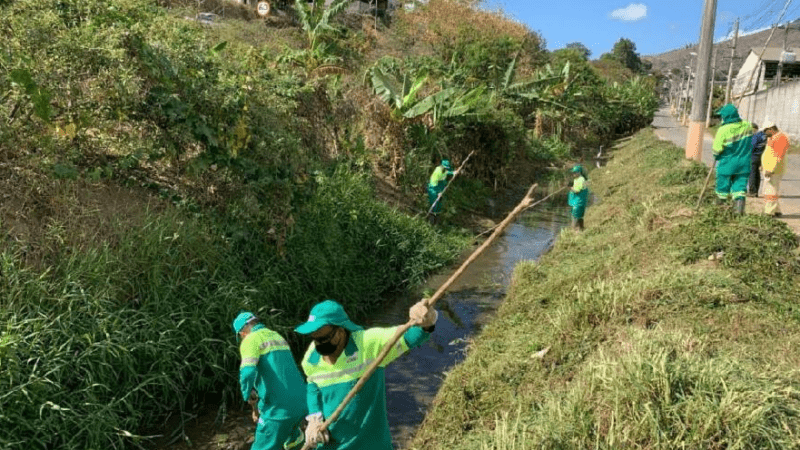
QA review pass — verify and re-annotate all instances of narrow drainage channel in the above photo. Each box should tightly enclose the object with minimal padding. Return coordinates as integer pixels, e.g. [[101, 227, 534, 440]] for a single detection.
[[151, 200, 570, 450], [365, 202, 571, 448]]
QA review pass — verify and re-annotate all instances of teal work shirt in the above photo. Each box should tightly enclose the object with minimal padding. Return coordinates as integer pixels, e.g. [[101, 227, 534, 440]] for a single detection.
[[713, 121, 753, 176], [428, 166, 453, 190], [568, 176, 589, 208], [302, 326, 431, 450], [239, 325, 307, 421]]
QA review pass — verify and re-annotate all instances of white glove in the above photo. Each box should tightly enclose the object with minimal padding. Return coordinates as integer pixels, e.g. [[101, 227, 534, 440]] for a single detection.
[[304, 413, 330, 446], [409, 300, 438, 328]]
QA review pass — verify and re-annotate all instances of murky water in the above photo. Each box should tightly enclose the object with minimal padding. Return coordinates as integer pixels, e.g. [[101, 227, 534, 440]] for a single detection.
[[363, 203, 571, 448]]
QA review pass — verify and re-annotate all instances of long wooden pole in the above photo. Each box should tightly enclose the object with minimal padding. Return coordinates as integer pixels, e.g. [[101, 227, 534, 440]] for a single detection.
[[302, 183, 539, 450], [426, 150, 475, 216], [696, 160, 717, 209], [474, 186, 567, 240]]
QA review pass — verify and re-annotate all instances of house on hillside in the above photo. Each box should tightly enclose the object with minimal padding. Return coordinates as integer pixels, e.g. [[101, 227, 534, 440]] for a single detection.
[[733, 47, 800, 95]]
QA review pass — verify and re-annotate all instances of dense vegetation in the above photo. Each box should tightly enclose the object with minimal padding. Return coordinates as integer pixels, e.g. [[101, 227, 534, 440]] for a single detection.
[[0, 0, 660, 448], [412, 129, 800, 449]]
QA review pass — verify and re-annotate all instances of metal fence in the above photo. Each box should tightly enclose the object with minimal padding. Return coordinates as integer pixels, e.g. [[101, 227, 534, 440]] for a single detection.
[[737, 80, 800, 139]]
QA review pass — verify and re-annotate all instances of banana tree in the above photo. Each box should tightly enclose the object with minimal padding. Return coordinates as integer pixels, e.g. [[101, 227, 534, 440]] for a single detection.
[[368, 65, 488, 128], [293, 0, 353, 59]]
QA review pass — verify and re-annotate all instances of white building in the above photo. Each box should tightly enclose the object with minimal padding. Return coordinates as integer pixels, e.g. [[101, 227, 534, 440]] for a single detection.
[[733, 47, 800, 95]]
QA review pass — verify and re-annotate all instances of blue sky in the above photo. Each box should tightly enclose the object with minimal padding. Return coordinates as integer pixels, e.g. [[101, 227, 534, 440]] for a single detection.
[[484, 1, 798, 57]]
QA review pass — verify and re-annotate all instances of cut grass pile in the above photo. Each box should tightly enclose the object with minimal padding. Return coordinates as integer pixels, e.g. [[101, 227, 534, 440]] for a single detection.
[[411, 128, 800, 449]]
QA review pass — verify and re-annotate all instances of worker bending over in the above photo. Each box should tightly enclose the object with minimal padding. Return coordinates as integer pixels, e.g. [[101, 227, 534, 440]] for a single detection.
[[234, 312, 307, 450]]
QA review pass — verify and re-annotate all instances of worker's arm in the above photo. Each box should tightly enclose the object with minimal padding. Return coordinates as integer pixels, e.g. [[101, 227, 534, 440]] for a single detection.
[[238, 338, 260, 402], [305, 381, 324, 416], [712, 127, 726, 157]]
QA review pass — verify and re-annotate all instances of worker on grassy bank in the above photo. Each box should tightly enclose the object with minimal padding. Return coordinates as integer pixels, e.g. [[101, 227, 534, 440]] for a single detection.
[[296, 299, 437, 449], [761, 121, 791, 217], [748, 123, 767, 197], [712, 104, 753, 215], [568, 164, 589, 230], [233, 312, 307, 450], [427, 159, 454, 225]]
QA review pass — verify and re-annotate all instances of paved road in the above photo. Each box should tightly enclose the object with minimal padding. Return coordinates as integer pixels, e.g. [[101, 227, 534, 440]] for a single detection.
[[652, 107, 800, 236]]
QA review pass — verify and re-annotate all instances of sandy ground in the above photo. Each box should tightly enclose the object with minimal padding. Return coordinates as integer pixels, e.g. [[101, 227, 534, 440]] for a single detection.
[[652, 107, 800, 236]]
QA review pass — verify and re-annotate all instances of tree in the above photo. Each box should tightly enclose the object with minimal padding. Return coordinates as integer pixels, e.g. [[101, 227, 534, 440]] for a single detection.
[[565, 42, 591, 60], [600, 38, 648, 74]]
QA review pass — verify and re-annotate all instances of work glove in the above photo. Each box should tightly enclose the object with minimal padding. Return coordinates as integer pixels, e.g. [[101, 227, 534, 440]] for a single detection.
[[304, 413, 330, 447], [409, 300, 438, 328]]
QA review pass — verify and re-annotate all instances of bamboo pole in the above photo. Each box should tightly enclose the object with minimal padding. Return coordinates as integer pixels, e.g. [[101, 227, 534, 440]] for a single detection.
[[474, 186, 568, 240], [302, 183, 539, 450], [426, 150, 475, 217]]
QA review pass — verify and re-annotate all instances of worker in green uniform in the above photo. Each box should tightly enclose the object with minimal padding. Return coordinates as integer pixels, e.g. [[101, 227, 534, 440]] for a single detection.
[[296, 299, 438, 449], [427, 159, 455, 224], [567, 165, 589, 230], [712, 104, 753, 215], [233, 312, 307, 450]]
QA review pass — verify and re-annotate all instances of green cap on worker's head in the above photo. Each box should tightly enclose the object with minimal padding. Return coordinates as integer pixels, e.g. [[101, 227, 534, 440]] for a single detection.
[[441, 160, 452, 170], [233, 311, 257, 335], [294, 300, 364, 335], [571, 165, 583, 173]]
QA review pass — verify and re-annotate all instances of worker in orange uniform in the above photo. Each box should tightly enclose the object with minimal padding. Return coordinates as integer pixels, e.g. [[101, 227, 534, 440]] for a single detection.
[[760, 121, 791, 217]]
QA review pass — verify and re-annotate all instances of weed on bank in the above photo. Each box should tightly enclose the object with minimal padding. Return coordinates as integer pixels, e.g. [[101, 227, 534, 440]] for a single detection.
[[411, 129, 800, 449]]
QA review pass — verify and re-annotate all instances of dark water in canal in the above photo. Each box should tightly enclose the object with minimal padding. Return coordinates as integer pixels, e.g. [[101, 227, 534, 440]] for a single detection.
[[363, 202, 571, 448]]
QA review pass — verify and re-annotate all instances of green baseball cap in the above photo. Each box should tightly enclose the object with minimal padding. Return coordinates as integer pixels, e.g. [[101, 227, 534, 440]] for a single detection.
[[571, 165, 583, 173], [295, 300, 364, 335], [233, 311, 257, 334], [441, 160, 452, 170]]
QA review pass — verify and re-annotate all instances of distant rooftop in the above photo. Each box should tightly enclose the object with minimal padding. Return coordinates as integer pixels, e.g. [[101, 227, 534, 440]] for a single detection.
[[748, 47, 800, 61]]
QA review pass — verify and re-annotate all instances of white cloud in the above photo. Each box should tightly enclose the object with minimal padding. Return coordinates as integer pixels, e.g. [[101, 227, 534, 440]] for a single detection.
[[610, 3, 647, 21]]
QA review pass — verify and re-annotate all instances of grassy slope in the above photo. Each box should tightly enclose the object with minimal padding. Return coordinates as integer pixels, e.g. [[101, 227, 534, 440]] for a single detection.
[[411, 128, 800, 449]]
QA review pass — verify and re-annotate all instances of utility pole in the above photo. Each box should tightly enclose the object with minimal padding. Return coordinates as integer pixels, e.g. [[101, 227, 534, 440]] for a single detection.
[[685, 0, 717, 161], [724, 18, 739, 104], [776, 22, 790, 87], [705, 47, 718, 128]]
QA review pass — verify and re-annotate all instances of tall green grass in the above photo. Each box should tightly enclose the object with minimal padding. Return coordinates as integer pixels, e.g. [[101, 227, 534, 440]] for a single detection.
[[0, 168, 465, 450]]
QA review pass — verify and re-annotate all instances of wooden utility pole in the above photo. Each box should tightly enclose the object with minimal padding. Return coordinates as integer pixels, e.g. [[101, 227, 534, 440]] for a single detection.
[[685, 0, 717, 161], [705, 47, 718, 128], [724, 18, 739, 104]]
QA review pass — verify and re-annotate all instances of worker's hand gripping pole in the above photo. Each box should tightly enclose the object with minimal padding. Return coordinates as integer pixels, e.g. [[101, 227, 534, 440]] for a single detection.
[[426, 150, 476, 217], [301, 183, 538, 450]]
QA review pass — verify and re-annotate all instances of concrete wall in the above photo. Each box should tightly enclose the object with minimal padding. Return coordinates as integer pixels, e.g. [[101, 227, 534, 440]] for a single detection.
[[738, 80, 800, 139]]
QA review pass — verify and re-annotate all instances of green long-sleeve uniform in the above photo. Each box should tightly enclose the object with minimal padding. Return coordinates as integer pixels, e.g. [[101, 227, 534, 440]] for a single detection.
[[427, 165, 453, 214], [712, 104, 753, 200], [302, 326, 431, 450], [239, 325, 307, 450]]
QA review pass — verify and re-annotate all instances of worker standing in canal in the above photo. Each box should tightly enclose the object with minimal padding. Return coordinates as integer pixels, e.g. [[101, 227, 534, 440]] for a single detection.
[[427, 159, 454, 224], [233, 311, 307, 450], [712, 104, 753, 215], [296, 299, 437, 449], [568, 164, 589, 230]]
